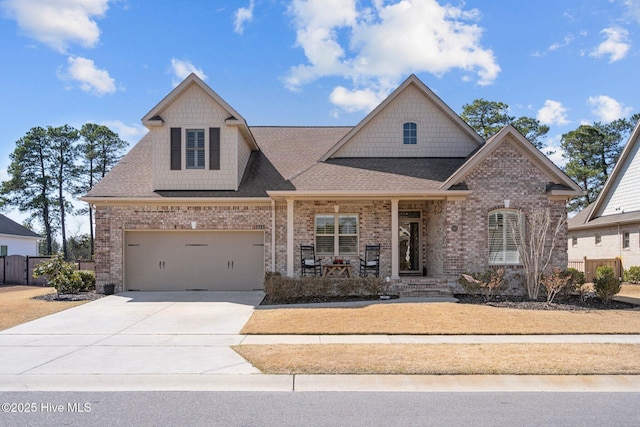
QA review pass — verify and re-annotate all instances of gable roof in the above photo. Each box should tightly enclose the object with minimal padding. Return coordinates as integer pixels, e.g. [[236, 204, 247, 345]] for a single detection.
[[440, 125, 583, 195], [586, 118, 640, 221], [319, 75, 484, 161], [141, 73, 258, 150], [0, 214, 41, 238]]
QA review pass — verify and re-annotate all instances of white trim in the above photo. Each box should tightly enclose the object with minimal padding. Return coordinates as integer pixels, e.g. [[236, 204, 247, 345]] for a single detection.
[[286, 198, 294, 277], [391, 199, 399, 279]]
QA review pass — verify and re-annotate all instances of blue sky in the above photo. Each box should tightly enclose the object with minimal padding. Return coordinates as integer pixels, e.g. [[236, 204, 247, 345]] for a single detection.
[[1, 0, 639, 232]]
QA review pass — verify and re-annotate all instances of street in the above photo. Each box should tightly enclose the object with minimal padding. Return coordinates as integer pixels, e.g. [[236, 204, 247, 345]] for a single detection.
[[1, 391, 638, 426]]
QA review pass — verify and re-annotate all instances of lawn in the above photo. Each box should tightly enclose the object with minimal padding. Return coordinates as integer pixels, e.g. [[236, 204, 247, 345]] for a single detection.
[[0, 285, 88, 331], [236, 285, 640, 375]]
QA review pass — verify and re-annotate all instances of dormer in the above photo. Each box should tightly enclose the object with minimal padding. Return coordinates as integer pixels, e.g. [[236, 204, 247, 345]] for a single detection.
[[142, 74, 258, 191]]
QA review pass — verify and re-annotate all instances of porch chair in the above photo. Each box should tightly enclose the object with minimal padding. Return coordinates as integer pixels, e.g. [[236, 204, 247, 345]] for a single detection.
[[300, 244, 321, 276], [359, 244, 381, 277]]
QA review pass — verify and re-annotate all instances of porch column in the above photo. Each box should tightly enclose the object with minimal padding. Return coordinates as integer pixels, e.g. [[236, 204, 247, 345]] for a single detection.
[[286, 198, 295, 277], [391, 198, 399, 279]]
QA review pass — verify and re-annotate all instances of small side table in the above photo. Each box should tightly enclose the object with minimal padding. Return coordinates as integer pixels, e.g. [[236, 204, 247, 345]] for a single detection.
[[322, 264, 352, 278]]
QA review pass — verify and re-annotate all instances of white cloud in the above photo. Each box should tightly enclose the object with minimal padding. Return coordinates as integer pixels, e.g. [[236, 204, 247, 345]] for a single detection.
[[62, 56, 116, 95], [590, 27, 630, 63], [1, 0, 109, 53], [170, 58, 208, 86], [622, 0, 640, 23], [285, 0, 500, 113], [99, 120, 146, 144], [329, 86, 387, 113], [537, 100, 569, 126], [588, 95, 633, 122], [549, 34, 574, 51], [234, 0, 255, 34]]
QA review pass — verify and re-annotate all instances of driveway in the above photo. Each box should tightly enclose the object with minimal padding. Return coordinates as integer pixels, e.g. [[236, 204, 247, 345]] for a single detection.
[[0, 291, 264, 376]]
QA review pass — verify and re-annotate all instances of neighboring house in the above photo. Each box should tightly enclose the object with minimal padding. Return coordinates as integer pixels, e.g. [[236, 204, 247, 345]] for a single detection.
[[0, 214, 41, 256], [568, 120, 640, 273], [82, 74, 581, 293]]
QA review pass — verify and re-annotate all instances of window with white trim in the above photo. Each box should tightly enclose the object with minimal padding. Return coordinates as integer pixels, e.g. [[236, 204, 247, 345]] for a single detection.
[[488, 209, 522, 264], [403, 122, 417, 145], [186, 129, 205, 169], [595, 234, 602, 245], [623, 231, 630, 249], [315, 214, 358, 256]]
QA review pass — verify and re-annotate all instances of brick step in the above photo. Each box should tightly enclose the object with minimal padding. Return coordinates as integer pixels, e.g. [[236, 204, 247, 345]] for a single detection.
[[392, 282, 454, 298]]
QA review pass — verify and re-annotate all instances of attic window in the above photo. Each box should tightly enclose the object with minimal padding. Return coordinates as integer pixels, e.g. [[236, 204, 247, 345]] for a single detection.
[[186, 129, 205, 169], [403, 122, 417, 145]]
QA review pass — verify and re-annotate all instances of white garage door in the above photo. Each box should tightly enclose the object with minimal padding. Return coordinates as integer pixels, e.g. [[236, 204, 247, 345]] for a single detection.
[[125, 231, 264, 291]]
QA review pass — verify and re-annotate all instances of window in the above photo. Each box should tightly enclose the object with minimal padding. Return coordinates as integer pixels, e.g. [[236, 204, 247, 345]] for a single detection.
[[403, 122, 417, 145], [0, 246, 7, 256], [186, 129, 205, 169], [488, 209, 522, 264], [595, 234, 602, 245], [315, 214, 358, 256], [571, 236, 578, 247], [623, 231, 630, 249]]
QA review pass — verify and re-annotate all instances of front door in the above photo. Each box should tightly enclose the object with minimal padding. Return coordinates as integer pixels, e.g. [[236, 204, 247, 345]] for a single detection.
[[399, 211, 420, 273]]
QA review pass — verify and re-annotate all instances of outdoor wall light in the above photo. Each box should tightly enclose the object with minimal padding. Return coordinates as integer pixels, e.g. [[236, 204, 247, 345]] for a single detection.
[[191, 221, 197, 229], [504, 199, 510, 208]]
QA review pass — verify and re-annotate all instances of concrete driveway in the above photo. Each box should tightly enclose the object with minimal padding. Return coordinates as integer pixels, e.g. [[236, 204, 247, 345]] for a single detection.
[[0, 291, 265, 376]]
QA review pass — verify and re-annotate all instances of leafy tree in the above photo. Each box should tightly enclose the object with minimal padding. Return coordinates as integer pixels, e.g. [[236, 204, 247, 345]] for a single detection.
[[461, 99, 549, 148], [561, 114, 639, 212], [77, 123, 128, 256], [48, 125, 80, 260], [0, 127, 58, 254]]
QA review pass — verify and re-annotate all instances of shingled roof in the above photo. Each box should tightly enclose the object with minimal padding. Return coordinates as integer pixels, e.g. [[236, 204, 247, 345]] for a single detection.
[[0, 214, 41, 238]]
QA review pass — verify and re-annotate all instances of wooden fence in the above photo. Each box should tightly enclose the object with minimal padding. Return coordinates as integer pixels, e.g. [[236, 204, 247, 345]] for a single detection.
[[0, 256, 95, 286], [568, 257, 622, 283]]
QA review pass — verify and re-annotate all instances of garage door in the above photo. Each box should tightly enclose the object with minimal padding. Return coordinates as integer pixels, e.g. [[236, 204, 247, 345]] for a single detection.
[[125, 231, 264, 291]]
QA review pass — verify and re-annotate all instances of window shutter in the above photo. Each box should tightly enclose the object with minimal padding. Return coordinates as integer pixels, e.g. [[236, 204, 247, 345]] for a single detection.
[[170, 127, 181, 170], [209, 127, 220, 170]]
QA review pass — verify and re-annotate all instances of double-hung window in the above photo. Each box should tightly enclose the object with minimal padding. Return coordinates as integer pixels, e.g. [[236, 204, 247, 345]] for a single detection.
[[623, 231, 630, 249], [186, 129, 205, 169], [488, 209, 522, 264], [403, 122, 417, 145], [315, 214, 358, 256]]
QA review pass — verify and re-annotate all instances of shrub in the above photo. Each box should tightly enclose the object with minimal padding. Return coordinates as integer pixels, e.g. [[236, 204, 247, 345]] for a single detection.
[[263, 272, 388, 304], [540, 268, 573, 304], [593, 266, 621, 304], [33, 254, 83, 295], [624, 266, 640, 284], [459, 268, 506, 301], [76, 270, 96, 291]]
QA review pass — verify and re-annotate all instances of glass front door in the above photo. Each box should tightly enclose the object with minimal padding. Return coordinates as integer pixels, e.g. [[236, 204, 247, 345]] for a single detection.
[[399, 211, 420, 273]]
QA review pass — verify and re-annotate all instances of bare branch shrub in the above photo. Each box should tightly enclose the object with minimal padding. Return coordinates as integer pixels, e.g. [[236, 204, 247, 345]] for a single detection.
[[459, 268, 506, 301], [540, 268, 572, 304], [510, 208, 566, 300]]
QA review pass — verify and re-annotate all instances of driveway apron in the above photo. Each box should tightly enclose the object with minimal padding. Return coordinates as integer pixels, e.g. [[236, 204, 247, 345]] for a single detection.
[[0, 291, 265, 376]]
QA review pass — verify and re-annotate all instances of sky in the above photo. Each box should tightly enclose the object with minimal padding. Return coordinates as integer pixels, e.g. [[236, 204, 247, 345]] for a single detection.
[[1, 0, 640, 233]]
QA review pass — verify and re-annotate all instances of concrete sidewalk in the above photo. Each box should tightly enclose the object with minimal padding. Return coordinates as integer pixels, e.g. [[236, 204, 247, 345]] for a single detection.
[[1, 291, 640, 392]]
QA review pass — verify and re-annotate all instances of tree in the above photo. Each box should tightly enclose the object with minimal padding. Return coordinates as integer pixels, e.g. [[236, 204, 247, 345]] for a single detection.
[[48, 125, 80, 260], [0, 127, 58, 254], [561, 114, 638, 212], [461, 99, 549, 148], [77, 123, 128, 256], [510, 208, 565, 300]]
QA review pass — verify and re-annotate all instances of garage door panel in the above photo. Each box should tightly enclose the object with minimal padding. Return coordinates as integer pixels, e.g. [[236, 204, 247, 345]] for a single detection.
[[125, 231, 264, 291]]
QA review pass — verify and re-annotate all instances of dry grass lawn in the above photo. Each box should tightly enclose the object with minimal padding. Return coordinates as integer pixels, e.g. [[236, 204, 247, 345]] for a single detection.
[[0, 285, 88, 331], [619, 283, 640, 299], [234, 343, 640, 375]]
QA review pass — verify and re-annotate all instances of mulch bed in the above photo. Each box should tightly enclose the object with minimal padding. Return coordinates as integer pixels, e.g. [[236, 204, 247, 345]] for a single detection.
[[32, 290, 105, 302], [260, 294, 386, 306], [455, 294, 635, 311]]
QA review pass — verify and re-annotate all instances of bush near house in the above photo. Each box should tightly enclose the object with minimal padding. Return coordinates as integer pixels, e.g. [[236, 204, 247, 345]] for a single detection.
[[624, 266, 640, 284], [263, 272, 388, 304], [594, 266, 622, 304], [540, 268, 573, 304], [33, 254, 84, 295], [76, 270, 96, 291], [458, 268, 506, 301]]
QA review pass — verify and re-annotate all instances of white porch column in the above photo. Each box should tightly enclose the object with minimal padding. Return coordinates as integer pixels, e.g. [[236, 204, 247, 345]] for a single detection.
[[391, 198, 399, 279], [286, 198, 295, 277]]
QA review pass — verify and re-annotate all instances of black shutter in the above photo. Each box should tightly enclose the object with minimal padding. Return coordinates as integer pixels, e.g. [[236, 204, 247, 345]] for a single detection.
[[209, 127, 220, 170], [170, 127, 181, 170]]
